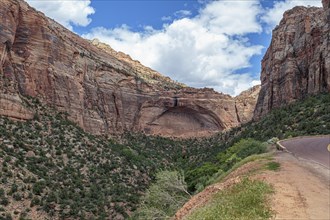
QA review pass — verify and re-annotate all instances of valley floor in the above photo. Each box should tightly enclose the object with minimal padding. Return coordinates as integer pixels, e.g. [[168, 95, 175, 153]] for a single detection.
[[175, 151, 330, 219]]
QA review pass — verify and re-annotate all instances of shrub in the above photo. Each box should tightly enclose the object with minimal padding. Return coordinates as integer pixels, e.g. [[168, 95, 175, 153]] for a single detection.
[[32, 181, 46, 195], [133, 170, 190, 219], [0, 188, 5, 197], [185, 162, 219, 192], [217, 138, 266, 171], [13, 193, 22, 201], [0, 197, 9, 206]]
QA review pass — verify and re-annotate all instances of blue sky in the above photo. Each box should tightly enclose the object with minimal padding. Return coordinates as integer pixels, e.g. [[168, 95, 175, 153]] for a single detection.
[[26, 0, 323, 96]]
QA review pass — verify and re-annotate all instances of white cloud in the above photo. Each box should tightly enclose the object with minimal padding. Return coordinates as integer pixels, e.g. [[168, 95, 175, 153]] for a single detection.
[[161, 16, 172, 21], [174, 10, 192, 18], [161, 9, 191, 22], [262, 0, 322, 32], [25, 0, 95, 30], [198, 0, 262, 35], [83, 0, 263, 96], [21, 0, 324, 96]]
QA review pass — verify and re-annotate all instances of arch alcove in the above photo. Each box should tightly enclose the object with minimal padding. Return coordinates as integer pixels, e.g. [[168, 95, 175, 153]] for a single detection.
[[139, 106, 224, 137]]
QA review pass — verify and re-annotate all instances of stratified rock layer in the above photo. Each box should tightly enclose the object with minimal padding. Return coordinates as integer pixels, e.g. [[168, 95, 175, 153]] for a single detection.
[[254, 4, 330, 119], [0, 93, 33, 120], [0, 0, 258, 137]]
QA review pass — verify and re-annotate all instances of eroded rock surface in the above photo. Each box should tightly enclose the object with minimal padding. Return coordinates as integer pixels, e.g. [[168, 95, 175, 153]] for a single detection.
[[254, 3, 330, 119], [0, 93, 33, 120], [0, 0, 258, 137]]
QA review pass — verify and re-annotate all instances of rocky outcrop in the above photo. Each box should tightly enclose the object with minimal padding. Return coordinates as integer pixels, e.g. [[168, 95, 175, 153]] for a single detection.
[[234, 85, 260, 123], [254, 2, 330, 119], [0, 93, 33, 120], [0, 0, 258, 138], [136, 86, 260, 137]]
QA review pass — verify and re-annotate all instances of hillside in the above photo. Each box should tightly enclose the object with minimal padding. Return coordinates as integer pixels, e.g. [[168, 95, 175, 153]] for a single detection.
[[133, 93, 330, 220], [0, 96, 219, 219], [177, 147, 329, 220], [183, 93, 330, 193], [0, 0, 329, 219], [0, 92, 329, 219]]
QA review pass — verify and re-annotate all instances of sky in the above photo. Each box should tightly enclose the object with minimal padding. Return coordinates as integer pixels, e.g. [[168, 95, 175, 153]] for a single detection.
[[25, 0, 323, 96]]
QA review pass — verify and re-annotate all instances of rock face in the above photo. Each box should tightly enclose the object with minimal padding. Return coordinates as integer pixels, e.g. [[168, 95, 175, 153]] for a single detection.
[[137, 86, 260, 137], [0, 0, 259, 137], [254, 3, 330, 119], [0, 93, 33, 120], [234, 85, 260, 123]]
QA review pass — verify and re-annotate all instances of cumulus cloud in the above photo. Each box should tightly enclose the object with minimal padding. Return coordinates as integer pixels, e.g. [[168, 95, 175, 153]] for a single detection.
[[26, 0, 95, 30], [83, 0, 263, 96], [22, 0, 325, 96], [262, 0, 322, 32]]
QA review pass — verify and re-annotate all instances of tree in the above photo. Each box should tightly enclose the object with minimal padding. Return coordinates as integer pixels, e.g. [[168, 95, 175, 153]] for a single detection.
[[133, 170, 190, 219]]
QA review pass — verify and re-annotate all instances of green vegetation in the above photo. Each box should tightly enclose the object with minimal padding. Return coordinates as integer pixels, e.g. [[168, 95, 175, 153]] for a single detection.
[[206, 153, 274, 190], [216, 138, 267, 171], [0, 93, 328, 219], [185, 178, 274, 220], [185, 138, 267, 192], [245, 93, 330, 140], [132, 171, 190, 220], [266, 161, 281, 171], [184, 93, 330, 192], [0, 97, 223, 219]]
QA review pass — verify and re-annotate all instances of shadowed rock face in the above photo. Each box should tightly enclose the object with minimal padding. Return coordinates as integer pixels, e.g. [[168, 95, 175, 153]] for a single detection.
[[254, 3, 330, 119], [0, 0, 259, 137]]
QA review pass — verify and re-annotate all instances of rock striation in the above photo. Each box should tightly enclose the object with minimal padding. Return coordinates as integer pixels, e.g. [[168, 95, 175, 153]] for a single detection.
[[254, 2, 330, 119], [0, 0, 259, 137], [0, 93, 33, 120]]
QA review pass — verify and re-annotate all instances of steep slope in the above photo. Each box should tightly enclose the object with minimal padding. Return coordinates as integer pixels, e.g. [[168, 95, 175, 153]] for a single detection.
[[0, 97, 236, 219], [0, 0, 258, 138], [254, 2, 330, 119]]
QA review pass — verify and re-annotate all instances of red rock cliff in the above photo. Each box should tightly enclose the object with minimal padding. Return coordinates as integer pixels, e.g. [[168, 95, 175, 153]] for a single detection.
[[0, 0, 259, 137], [254, 2, 330, 119]]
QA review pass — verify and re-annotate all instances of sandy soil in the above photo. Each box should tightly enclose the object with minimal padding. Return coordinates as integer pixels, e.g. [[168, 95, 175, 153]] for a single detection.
[[175, 151, 330, 220], [258, 152, 330, 220]]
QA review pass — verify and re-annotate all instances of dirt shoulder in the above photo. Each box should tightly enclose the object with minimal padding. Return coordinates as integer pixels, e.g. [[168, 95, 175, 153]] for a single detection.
[[175, 151, 330, 220], [258, 152, 330, 220]]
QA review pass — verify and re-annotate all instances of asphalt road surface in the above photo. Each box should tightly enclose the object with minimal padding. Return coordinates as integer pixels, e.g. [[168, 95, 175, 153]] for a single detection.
[[280, 136, 330, 169]]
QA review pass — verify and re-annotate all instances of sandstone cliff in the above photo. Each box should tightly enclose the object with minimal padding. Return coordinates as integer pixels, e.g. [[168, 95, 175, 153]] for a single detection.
[[0, 0, 258, 138], [254, 2, 330, 119]]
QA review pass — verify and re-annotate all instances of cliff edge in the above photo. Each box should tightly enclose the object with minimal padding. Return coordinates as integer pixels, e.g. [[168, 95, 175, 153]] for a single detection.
[[0, 0, 259, 138], [254, 2, 330, 119]]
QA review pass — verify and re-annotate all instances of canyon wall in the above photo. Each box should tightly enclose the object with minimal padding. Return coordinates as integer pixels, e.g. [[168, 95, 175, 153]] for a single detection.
[[254, 2, 330, 119], [0, 0, 259, 138]]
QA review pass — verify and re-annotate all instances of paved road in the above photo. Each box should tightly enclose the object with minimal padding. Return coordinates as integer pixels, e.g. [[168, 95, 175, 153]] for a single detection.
[[280, 136, 330, 169]]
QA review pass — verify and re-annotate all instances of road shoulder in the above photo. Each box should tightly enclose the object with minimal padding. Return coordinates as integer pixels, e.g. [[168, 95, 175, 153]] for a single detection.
[[256, 152, 330, 219]]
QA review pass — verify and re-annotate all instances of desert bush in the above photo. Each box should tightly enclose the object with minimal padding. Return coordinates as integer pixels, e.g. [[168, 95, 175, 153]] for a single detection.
[[133, 170, 190, 220]]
